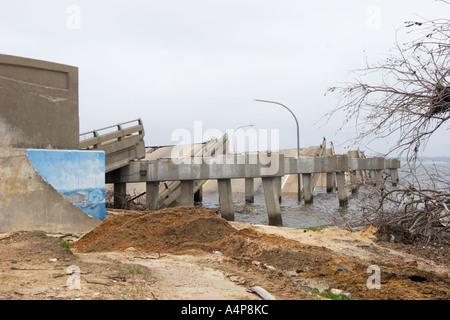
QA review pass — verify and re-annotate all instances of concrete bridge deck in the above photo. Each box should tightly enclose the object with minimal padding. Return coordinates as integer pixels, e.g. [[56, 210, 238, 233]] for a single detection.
[[79, 120, 400, 227], [106, 152, 400, 226], [79, 119, 400, 227]]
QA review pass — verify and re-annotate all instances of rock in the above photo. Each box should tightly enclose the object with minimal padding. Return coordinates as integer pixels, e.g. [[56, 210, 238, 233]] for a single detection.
[[408, 275, 427, 282]]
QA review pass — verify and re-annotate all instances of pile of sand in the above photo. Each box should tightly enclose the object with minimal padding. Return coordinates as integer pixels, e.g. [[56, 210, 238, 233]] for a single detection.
[[71, 206, 236, 253], [70, 206, 450, 300]]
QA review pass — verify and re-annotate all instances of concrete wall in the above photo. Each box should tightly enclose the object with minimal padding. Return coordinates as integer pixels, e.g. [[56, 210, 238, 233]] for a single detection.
[[0, 55, 105, 233], [0, 54, 79, 150], [0, 148, 103, 233]]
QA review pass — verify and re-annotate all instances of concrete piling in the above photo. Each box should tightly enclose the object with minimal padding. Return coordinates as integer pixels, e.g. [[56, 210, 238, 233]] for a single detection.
[[350, 171, 359, 194], [114, 183, 127, 208], [245, 178, 254, 203], [262, 177, 283, 226], [146, 181, 160, 210], [335, 172, 348, 207], [326, 172, 334, 193], [374, 169, 384, 189], [194, 181, 203, 203], [303, 173, 313, 204], [274, 176, 282, 203], [218, 179, 234, 221], [390, 168, 399, 187], [179, 180, 194, 206]]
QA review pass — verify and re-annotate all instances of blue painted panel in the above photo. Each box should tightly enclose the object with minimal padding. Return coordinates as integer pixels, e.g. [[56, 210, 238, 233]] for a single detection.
[[27, 149, 106, 220]]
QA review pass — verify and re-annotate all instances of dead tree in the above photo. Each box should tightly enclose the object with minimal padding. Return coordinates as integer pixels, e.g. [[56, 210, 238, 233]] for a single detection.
[[340, 168, 450, 244], [324, 3, 450, 244], [324, 8, 450, 161]]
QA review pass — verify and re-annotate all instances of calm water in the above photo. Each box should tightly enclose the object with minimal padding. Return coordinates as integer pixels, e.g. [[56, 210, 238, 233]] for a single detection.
[[200, 161, 450, 229], [201, 190, 353, 229]]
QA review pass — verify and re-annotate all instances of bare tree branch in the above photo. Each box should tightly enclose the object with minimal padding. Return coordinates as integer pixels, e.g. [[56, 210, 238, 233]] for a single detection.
[[324, 9, 450, 160], [325, 3, 450, 244]]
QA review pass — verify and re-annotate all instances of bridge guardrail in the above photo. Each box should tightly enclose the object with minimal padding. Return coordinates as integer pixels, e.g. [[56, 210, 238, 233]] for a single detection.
[[80, 119, 145, 172]]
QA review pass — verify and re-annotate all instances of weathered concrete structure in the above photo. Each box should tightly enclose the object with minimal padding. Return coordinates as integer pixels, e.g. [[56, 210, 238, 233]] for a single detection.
[[106, 152, 400, 226], [0, 55, 102, 233], [103, 132, 400, 227], [108, 134, 228, 210], [0, 54, 79, 150]]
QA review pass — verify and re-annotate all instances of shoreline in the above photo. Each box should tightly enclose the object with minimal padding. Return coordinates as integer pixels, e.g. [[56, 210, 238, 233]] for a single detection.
[[0, 207, 448, 300]]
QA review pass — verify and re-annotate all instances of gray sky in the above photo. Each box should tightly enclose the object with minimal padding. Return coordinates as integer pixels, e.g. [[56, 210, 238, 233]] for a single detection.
[[1, 0, 449, 157]]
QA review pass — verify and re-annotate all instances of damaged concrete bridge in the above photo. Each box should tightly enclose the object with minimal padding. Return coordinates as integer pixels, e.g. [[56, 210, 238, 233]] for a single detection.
[[79, 119, 400, 227], [105, 148, 400, 226], [0, 53, 400, 232], [75, 103, 400, 228]]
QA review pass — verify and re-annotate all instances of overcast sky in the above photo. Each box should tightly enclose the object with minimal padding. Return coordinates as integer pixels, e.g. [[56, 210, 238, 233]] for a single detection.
[[1, 0, 448, 157]]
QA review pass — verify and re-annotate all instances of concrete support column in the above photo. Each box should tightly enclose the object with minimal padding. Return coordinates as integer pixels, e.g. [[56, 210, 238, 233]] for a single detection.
[[335, 172, 348, 207], [355, 169, 364, 185], [303, 173, 313, 204], [374, 169, 384, 189], [179, 180, 194, 206], [390, 168, 399, 187], [218, 179, 234, 221], [297, 174, 302, 202], [114, 182, 127, 209], [194, 181, 203, 203], [274, 176, 282, 203], [368, 170, 376, 186], [146, 181, 160, 210], [326, 172, 334, 193], [245, 178, 254, 203], [350, 171, 359, 194], [262, 177, 282, 226]]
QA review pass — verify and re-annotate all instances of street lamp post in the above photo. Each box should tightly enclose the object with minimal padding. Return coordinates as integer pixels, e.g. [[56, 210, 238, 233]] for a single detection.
[[231, 124, 255, 153], [254, 99, 301, 202]]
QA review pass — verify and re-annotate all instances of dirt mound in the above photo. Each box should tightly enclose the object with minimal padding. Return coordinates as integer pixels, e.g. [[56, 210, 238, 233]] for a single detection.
[[207, 228, 449, 300], [72, 206, 236, 253], [70, 207, 450, 300]]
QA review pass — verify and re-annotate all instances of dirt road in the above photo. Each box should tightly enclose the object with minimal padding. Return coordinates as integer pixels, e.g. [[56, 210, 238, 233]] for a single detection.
[[0, 206, 448, 300]]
